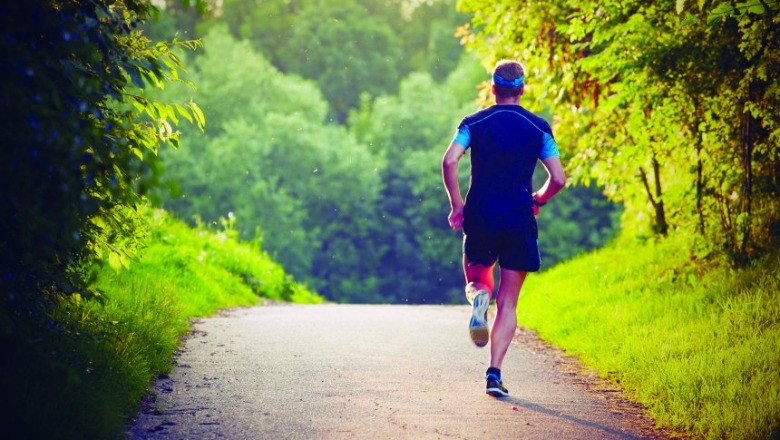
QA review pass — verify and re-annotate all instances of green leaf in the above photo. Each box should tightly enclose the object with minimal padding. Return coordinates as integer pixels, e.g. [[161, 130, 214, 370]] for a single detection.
[[167, 51, 184, 68], [175, 104, 194, 124], [681, 13, 700, 26], [708, 2, 735, 23], [168, 107, 179, 125], [168, 134, 180, 150], [108, 252, 122, 272], [140, 69, 161, 88], [676, 0, 686, 14], [746, 2, 765, 14], [149, 102, 163, 120], [188, 102, 206, 131], [128, 66, 145, 88], [90, 216, 107, 229]]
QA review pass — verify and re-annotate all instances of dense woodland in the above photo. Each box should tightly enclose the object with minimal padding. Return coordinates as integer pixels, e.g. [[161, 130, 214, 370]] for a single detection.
[[143, 0, 620, 303], [1, 0, 776, 308]]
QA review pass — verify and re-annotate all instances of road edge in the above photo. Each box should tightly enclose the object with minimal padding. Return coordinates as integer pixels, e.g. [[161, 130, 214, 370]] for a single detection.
[[514, 326, 687, 440]]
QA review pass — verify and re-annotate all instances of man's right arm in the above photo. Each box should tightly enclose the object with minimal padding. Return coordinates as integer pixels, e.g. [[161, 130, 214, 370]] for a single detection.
[[442, 141, 466, 230]]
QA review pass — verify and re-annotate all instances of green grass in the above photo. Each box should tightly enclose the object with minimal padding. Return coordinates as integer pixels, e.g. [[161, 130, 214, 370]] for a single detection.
[[1, 210, 321, 439], [520, 234, 780, 439]]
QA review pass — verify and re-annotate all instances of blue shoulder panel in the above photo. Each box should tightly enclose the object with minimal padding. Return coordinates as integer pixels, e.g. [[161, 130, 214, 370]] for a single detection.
[[540, 132, 559, 160], [453, 125, 471, 149]]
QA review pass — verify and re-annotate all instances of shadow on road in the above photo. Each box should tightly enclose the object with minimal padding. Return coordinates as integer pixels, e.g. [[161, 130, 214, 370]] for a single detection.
[[495, 396, 644, 440]]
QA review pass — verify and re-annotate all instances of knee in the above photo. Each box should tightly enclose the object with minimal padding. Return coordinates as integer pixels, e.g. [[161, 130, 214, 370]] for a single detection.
[[496, 297, 517, 311], [495, 292, 519, 311]]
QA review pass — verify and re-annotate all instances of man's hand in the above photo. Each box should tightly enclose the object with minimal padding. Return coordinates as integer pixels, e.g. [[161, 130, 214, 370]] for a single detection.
[[448, 205, 464, 230], [532, 205, 540, 217]]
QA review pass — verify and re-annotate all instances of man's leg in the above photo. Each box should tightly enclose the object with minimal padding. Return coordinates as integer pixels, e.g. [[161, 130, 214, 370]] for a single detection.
[[489, 267, 527, 369], [463, 254, 495, 295], [484, 267, 527, 396], [463, 256, 495, 347]]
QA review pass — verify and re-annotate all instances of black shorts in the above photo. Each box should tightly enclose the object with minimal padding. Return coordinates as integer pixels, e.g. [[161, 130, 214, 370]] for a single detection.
[[462, 214, 541, 272]]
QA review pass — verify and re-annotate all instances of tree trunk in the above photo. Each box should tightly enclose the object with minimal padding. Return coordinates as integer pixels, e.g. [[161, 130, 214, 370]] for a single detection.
[[638, 156, 668, 236], [651, 155, 668, 235], [738, 85, 754, 265], [692, 98, 706, 234]]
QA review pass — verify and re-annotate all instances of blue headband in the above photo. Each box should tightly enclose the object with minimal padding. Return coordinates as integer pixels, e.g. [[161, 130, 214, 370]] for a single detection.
[[493, 73, 524, 88]]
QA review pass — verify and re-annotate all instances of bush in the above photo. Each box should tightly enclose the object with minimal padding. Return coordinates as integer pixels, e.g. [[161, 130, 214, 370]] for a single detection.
[[0, 210, 320, 439]]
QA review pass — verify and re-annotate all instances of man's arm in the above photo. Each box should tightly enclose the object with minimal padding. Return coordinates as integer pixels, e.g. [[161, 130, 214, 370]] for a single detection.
[[442, 141, 466, 230], [533, 156, 566, 214]]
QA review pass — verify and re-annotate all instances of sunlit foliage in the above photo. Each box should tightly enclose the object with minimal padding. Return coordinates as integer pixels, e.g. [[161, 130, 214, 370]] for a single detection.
[[0, 0, 203, 311], [0, 0, 205, 436], [457, 0, 779, 264], [150, 0, 623, 303]]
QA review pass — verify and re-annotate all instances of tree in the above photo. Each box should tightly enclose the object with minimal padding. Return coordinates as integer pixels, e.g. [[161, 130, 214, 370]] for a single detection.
[[0, 0, 203, 436], [400, 0, 466, 76], [216, 0, 303, 68], [349, 71, 475, 302], [157, 28, 384, 299], [0, 0, 202, 310], [457, 0, 779, 264], [280, 0, 404, 122], [153, 2, 623, 303]]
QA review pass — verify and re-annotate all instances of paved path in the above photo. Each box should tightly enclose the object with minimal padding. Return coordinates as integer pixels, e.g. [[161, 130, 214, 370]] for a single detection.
[[127, 304, 669, 439]]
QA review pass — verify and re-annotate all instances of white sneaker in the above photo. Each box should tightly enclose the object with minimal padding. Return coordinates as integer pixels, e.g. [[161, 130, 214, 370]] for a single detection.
[[465, 282, 479, 304], [469, 291, 490, 347]]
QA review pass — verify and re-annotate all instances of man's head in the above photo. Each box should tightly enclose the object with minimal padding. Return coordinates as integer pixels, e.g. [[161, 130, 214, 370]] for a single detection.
[[492, 60, 525, 100]]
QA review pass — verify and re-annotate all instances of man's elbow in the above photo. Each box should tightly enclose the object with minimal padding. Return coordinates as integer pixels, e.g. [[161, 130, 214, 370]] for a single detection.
[[442, 155, 459, 172], [552, 173, 566, 190]]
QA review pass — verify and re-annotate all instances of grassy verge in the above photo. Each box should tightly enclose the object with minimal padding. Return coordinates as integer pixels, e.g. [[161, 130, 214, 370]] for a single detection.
[[1, 210, 321, 439], [520, 234, 780, 439]]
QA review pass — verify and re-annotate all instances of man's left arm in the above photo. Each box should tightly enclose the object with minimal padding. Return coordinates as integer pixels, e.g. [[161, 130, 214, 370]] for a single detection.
[[532, 128, 565, 215], [532, 156, 566, 216]]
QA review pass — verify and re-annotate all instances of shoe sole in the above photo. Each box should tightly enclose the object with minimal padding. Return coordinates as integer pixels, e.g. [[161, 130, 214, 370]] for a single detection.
[[469, 292, 490, 347], [486, 387, 509, 397]]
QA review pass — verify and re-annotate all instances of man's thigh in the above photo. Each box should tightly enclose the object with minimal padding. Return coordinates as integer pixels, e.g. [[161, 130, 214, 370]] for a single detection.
[[497, 229, 540, 272], [463, 228, 499, 268]]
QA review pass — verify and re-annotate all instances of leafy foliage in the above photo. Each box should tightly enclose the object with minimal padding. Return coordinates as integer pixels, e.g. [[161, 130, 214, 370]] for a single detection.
[[457, 0, 780, 265], [349, 70, 478, 302], [0, 0, 203, 313], [0, 0, 213, 437], [172, 0, 470, 122], [280, 0, 404, 122], [156, 28, 385, 298], [149, 2, 622, 303], [1, 209, 318, 439]]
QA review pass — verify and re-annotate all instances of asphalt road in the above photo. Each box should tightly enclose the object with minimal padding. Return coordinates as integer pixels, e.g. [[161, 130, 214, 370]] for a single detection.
[[126, 304, 671, 439]]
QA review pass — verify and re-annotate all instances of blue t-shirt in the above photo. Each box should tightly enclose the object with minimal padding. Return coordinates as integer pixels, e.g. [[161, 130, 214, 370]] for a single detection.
[[451, 104, 559, 228]]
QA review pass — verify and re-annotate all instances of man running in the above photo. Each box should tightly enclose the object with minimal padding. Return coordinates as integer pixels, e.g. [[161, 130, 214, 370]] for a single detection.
[[441, 60, 565, 397]]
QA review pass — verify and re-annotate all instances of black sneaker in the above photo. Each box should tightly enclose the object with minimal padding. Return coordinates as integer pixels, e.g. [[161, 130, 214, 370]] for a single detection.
[[485, 373, 508, 397], [469, 291, 490, 347]]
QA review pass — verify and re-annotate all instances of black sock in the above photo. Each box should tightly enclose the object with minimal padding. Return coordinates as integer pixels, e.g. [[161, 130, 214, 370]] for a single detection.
[[486, 367, 501, 378]]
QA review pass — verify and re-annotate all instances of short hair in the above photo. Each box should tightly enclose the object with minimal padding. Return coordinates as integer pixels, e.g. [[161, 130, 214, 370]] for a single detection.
[[493, 60, 525, 98]]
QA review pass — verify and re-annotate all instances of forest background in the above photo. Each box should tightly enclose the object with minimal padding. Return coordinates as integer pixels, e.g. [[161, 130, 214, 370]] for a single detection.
[[145, 0, 621, 304]]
